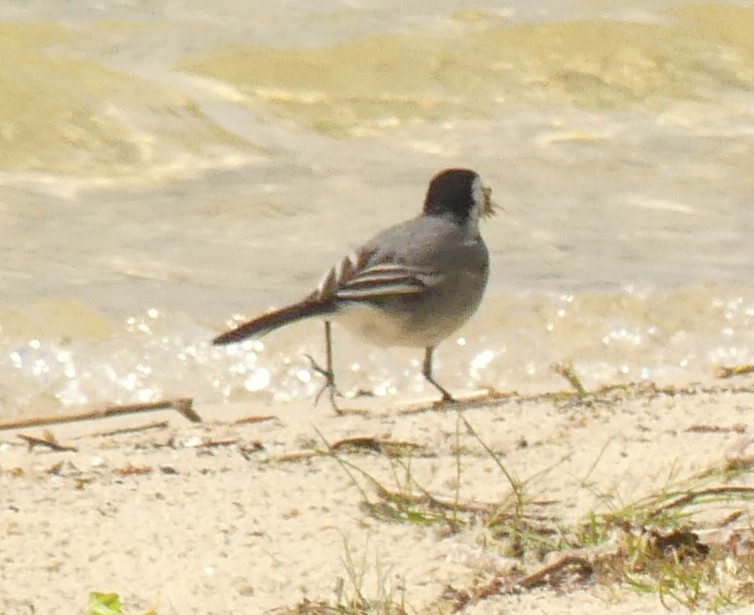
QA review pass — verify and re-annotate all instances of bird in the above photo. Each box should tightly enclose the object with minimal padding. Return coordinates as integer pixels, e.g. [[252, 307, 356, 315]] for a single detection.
[[213, 168, 496, 412]]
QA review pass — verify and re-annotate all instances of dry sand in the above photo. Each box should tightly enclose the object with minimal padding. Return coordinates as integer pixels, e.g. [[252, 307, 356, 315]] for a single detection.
[[2, 379, 754, 614]]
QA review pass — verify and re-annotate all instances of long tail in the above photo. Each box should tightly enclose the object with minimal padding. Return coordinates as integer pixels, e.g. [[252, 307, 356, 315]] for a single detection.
[[213, 300, 332, 345]]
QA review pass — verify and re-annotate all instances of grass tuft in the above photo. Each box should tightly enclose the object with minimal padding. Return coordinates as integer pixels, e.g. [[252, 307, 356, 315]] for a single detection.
[[322, 405, 754, 612]]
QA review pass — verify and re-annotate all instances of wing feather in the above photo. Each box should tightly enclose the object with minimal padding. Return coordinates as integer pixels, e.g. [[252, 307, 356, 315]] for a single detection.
[[312, 248, 430, 303]]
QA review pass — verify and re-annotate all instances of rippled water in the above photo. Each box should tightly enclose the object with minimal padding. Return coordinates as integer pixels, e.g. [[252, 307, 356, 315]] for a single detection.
[[1, 1, 753, 419]]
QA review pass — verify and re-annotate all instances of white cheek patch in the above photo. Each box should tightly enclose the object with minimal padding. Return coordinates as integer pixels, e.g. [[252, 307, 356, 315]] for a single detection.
[[471, 175, 495, 221], [470, 176, 485, 226]]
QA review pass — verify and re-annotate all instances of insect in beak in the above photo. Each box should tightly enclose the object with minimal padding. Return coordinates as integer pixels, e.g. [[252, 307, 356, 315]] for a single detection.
[[481, 185, 500, 218]]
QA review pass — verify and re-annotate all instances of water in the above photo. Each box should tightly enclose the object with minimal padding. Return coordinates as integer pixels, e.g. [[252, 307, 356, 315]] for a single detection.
[[1, 1, 753, 419]]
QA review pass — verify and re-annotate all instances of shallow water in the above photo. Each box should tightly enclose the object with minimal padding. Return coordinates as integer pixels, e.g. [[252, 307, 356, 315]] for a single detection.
[[1, 1, 753, 418]]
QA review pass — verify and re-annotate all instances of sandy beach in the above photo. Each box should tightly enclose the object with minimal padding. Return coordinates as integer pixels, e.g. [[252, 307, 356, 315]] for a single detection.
[[2, 2, 754, 613], [3, 377, 754, 614]]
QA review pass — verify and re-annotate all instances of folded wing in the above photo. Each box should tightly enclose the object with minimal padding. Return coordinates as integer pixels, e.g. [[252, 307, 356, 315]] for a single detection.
[[213, 247, 432, 345]]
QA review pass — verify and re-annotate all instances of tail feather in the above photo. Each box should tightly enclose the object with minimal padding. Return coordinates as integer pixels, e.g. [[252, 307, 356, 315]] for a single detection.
[[213, 300, 331, 345]]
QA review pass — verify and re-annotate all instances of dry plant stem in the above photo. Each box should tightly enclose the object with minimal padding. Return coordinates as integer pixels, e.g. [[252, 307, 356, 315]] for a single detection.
[[332, 436, 385, 454], [715, 364, 754, 379], [270, 450, 322, 463], [196, 438, 239, 449], [459, 414, 525, 516], [553, 363, 587, 397], [233, 415, 277, 425], [0, 398, 199, 432], [462, 554, 594, 611], [648, 486, 754, 518], [16, 433, 77, 452], [514, 554, 593, 590], [89, 420, 169, 438]]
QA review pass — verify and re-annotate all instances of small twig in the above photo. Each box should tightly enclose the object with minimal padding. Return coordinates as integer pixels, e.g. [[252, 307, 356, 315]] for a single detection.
[[172, 398, 201, 422], [0, 398, 199, 432], [89, 420, 169, 438], [398, 388, 517, 415], [114, 463, 152, 476], [458, 553, 594, 610], [196, 438, 239, 449], [685, 423, 745, 434], [239, 441, 264, 459], [331, 436, 384, 453], [330, 436, 427, 457], [271, 450, 322, 463], [233, 415, 276, 425], [715, 364, 754, 379], [514, 554, 593, 590], [17, 432, 77, 452]]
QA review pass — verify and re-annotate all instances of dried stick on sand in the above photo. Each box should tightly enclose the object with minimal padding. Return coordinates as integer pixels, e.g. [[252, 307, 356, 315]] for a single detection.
[[0, 398, 199, 432]]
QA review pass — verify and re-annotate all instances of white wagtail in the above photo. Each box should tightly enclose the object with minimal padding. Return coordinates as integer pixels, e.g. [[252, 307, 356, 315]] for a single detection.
[[214, 168, 496, 411]]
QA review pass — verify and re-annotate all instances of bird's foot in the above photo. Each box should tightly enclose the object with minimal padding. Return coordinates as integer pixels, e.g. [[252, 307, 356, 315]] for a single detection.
[[304, 354, 344, 413], [427, 379, 456, 406]]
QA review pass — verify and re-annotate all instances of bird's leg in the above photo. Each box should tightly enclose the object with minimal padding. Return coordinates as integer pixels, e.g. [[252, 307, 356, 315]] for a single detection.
[[304, 320, 342, 413], [423, 346, 455, 403]]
